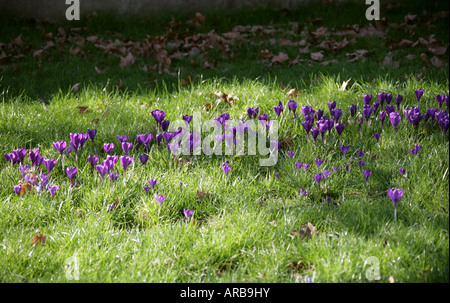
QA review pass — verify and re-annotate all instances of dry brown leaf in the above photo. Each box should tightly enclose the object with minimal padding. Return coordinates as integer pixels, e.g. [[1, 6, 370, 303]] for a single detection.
[[430, 56, 444, 67], [181, 75, 192, 86], [77, 106, 91, 114], [428, 45, 447, 56], [258, 50, 273, 60], [33, 49, 44, 58], [69, 46, 83, 56], [286, 88, 301, 97], [120, 52, 135, 68], [203, 103, 215, 111], [292, 222, 317, 239], [310, 51, 324, 61], [86, 35, 98, 42], [346, 49, 369, 62], [94, 66, 104, 74], [196, 189, 210, 201], [31, 233, 46, 247], [320, 59, 337, 66], [214, 90, 238, 105], [271, 52, 289, 64], [398, 39, 414, 47], [71, 83, 81, 93]]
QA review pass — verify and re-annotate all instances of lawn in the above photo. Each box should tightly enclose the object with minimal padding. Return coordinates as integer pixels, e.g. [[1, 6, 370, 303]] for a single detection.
[[0, 0, 448, 283]]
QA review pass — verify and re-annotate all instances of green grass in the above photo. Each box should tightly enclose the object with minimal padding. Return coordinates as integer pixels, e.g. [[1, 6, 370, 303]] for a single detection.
[[0, 0, 448, 283]]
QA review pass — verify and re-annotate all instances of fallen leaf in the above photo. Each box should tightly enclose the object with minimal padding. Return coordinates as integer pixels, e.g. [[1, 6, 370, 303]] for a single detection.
[[214, 90, 238, 105], [31, 233, 46, 247], [196, 189, 210, 201], [258, 50, 273, 60], [71, 83, 81, 93], [430, 56, 444, 67], [181, 75, 192, 86], [271, 52, 289, 64], [428, 45, 447, 56], [310, 51, 324, 61], [77, 106, 91, 114], [69, 46, 83, 56], [120, 52, 135, 68], [286, 88, 301, 97], [346, 49, 369, 62], [94, 66, 104, 74], [292, 222, 317, 239]]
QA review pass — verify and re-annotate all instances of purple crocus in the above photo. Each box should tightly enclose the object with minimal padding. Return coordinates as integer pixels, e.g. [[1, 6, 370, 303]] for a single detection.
[[29, 148, 41, 167], [48, 185, 58, 201], [328, 101, 336, 114], [303, 163, 311, 172], [363, 94, 372, 105], [387, 188, 404, 220], [356, 150, 364, 158], [377, 92, 386, 107], [288, 100, 297, 115], [122, 142, 133, 155], [120, 156, 133, 176], [372, 101, 380, 113], [313, 174, 323, 186], [96, 164, 108, 183], [335, 122, 345, 137], [302, 119, 313, 139], [87, 129, 97, 142], [415, 89, 424, 106], [315, 158, 324, 169], [299, 189, 307, 196], [340, 145, 350, 158], [148, 179, 158, 188], [436, 94, 445, 111], [295, 162, 303, 169], [386, 93, 393, 104], [396, 94, 403, 111], [399, 168, 406, 180], [287, 150, 295, 159], [247, 107, 259, 118], [358, 160, 365, 168], [43, 158, 56, 175], [379, 111, 386, 126], [183, 115, 193, 124], [183, 208, 194, 222], [161, 120, 170, 132], [301, 106, 312, 118], [322, 170, 331, 180], [152, 109, 166, 126], [222, 160, 231, 176], [273, 101, 283, 116], [139, 134, 153, 154], [88, 155, 99, 173], [103, 143, 115, 155], [331, 108, 342, 121], [155, 195, 166, 206], [311, 128, 320, 145], [350, 104, 357, 117], [258, 114, 268, 122], [389, 112, 401, 132], [332, 166, 340, 173], [109, 173, 119, 183], [66, 167, 78, 186], [139, 154, 149, 165], [117, 135, 129, 143], [19, 164, 29, 178], [13, 148, 26, 165], [373, 133, 381, 142], [363, 104, 372, 126], [363, 170, 372, 184], [316, 109, 324, 121], [14, 185, 22, 197]]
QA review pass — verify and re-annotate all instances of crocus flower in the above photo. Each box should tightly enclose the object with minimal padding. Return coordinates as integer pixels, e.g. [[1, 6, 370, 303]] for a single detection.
[[317, 120, 328, 141], [70, 132, 89, 160], [258, 114, 268, 122], [415, 89, 424, 106], [161, 120, 170, 132], [43, 158, 56, 175], [350, 104, 357, 117], [311, 128, 320, 145], [66, 167, 78, 185], [396, 94, 403, 111], [19, 165, 29, 178], [96, 164, 108, 183], [29, 148, 40, 167], [48, 185, 58, 201], [373, 133, 381, 142], [335, 122, 345, 137], [87, 129, 97, 142], [13, 148, 26, 165], [377, 92, 386, 106], [222, 161, 231, 176], [316, 109, 324, 121], [14, 185, 22, 197], [414, 144, 422, 154], [295, 162, 303, 169], [386, 93, 393, 104], [139, 134, 153, 154], [340, 145, 350, 158], [183, 115, 193, 124], [122, 142, 133, 155], [389, 112, 401, 132], [328, 101, 336, 114], [287, 150, 295, 159], [155, 195, 165, 206], [322, 170, 331, 180], [363, 104, 372, 125], [151, 109, 166, 125], [247, 107, 259, 118], [399, 168, 406, 179], [436, 94, 445, 111], [359, 117, 364, 129], [409, 112, 423, 129], [358, 160, 365, 168], [332, 166, 339, 173], [331, 108, 342, 121], [363, 94, 372, 105], [109, 173, 119, 183], [88, 155, 99, 173], [104, 143, 114, 155], [302, 119, 313, 138], [4, 153, 17, 165], [139, 154, 149, 165], [301, 106, 312, 118], [387, 188, 404, 220], [363, 170, 372, 183], [120, 156, 133, 176], [299, 189, 307, 196], [148, 179, 158, 188], [273, 101, 283, 116], [183, 209, 194, 222], [315, 158, 324, 169], [288, 100, 297, 115], [379, 111, 386, 126], [117, 135, 129, 143], [372, 101, 380, 113], [313, 174, 323, 186], [356, 150, 364, 158], [303, 163, 311, 172]]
